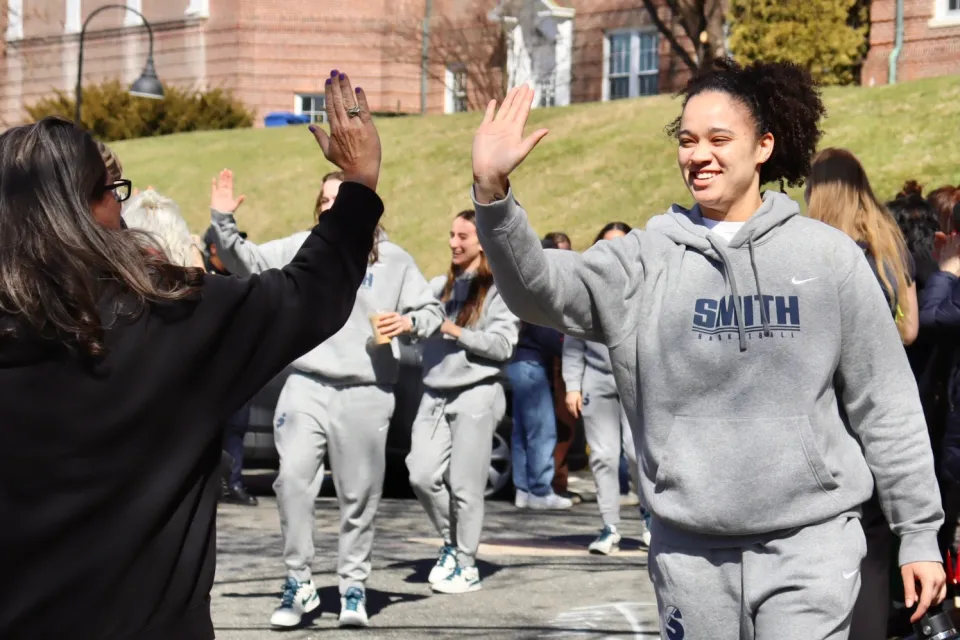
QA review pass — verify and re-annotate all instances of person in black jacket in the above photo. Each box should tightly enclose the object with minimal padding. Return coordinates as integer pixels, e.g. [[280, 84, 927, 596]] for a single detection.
[[0, 70, 383, 640]]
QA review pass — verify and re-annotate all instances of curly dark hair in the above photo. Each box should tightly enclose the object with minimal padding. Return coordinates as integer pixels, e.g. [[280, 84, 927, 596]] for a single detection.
[[666, 58, 826, 189], [888, 183, 940, 286]]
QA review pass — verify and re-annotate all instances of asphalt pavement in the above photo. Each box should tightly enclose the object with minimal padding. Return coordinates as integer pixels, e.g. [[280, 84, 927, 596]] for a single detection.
[[212, 476, 660, 640]]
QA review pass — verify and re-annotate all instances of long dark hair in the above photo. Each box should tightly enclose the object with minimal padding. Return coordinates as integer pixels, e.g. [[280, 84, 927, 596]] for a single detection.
[[0, 117, 202, 358], [314, 169, 382, 265], [441, 210, 493, 328], [594, 221, 632, 245]]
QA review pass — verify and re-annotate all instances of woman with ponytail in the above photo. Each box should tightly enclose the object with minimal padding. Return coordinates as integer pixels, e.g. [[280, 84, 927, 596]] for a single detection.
[[406, 209, 520, 595]]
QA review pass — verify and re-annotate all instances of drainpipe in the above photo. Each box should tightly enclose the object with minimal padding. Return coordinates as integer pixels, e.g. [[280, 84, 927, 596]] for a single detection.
[[888, 0, 904, 85], [421, 0, 432, 114]]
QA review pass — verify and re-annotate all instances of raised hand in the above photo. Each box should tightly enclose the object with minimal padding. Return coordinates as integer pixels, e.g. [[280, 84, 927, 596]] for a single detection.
[[472, 84, 549, 204], [309, 70, 381, 192], [210, 169, 245, 214]]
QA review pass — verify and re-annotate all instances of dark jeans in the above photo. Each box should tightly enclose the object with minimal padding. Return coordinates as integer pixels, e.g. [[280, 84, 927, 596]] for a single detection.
[[223, 405, 250, 488], [507, 359, 558, 497]]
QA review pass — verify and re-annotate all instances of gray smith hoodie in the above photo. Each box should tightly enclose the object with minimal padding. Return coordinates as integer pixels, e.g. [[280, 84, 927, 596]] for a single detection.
[[420, 272, 520, 391], [561, 338, 612, 392], [211, 209, 444, 385], [473, 188, 943, 565]]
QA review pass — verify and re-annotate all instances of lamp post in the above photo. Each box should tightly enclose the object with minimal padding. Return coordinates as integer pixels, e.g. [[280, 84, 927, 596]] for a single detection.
[[74, 4, 164, 124]]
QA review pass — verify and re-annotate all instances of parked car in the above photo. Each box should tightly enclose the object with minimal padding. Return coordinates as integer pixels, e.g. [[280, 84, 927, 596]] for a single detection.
[[242, 340, 516, 498]]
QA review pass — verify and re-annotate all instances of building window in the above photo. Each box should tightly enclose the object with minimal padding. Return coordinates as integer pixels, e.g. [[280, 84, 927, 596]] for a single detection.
[[294, 94, 327, 124], [6, 0, 23, 41], [604, 29, 660, 101], [124, 0, 143, 26], [185, 0, 210, 18], [65, 0, 81, 34], [935, 0, 960, 20], [445, 65, 468, 114]]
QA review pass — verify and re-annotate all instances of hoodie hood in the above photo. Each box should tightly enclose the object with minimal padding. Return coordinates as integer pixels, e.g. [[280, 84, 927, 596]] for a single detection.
[[646, 190, 800, 256], [645, 191, 800, 351]]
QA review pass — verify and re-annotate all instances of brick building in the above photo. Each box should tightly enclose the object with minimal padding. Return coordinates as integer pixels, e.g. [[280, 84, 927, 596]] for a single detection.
[[0, 0, 714, 127], [862, 0, 960, 86], [5, 1, 954, 128]]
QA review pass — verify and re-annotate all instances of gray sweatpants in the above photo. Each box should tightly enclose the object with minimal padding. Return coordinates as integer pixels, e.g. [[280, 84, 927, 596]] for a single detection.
[[406, 382, 506, 567], [581, 365, 638, 527], [272, 372, 395, 594], [649, 515, 867, 640]]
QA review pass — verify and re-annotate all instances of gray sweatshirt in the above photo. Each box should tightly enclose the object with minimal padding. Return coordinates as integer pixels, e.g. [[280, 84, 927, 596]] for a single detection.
[[473, 188, 943, 565], [420, 272, 520, 391], [561, 338, 612, 392], [210, 210, 444, 385]]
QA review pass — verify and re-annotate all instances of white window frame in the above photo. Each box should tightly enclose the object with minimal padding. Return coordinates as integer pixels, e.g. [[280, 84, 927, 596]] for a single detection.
[[602, 28, 660, 101], [444, 65, 468, 114], [64, 0, 81, 34], [932, 0, 960, 27], [124, 0, 143, 27], [6, 0, 23, 41], [294, 94, 327, 124], [185, 0, 210, 19]]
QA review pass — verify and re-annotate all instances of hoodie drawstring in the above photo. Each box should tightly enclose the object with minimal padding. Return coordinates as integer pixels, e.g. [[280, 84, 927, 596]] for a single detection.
[[706, 235, 773, 352], [748, 238, 773, 339], [706, 236, 748, 352]]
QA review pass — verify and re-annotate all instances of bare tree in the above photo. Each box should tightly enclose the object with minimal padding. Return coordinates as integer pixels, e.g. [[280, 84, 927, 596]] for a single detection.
[[639, 0, 726, 72], [386, 1, 508, 111]]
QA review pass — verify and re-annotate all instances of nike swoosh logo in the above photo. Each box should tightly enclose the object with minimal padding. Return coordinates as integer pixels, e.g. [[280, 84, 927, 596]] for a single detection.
[[842, 569, 859, 579], [791, 276, 819, 285]]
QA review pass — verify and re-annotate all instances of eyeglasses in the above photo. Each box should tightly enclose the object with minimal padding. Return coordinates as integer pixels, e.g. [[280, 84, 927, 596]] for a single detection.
[[107, 179, 132, 203]]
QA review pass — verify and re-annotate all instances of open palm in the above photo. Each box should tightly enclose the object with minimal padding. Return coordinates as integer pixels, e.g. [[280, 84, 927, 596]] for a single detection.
[[210, 168, 245, 214], [472, 85, 548, 198]]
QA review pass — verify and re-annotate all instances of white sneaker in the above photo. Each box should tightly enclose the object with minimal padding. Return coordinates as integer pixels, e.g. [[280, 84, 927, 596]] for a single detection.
[[588, 525, 621, 555], [619, 491, 640, 507], [432, 565, 482, 594], [528, 492, 574, 510], [427, 544, 457, 584], [270, 577, 320, 628], [338, 587, 369, 628], [514, 490, 529, 509]]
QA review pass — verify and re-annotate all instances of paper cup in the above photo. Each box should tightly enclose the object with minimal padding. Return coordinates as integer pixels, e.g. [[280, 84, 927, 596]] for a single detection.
[[370, 312, 391, 345]]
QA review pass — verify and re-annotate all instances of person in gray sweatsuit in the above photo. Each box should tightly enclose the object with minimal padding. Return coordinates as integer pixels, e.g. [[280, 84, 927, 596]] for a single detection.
[[208, 169, 444, 629], [406, 209, 520, 596], [468, 64, 945, 639], [562, 222, 645, 555]]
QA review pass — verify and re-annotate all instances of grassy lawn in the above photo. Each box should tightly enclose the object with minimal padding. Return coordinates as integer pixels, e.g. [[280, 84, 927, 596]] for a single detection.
[[113, 75, 960, 278]]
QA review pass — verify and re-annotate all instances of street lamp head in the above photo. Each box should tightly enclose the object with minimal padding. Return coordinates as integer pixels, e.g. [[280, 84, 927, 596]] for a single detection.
[[128, 57, 164, 100]]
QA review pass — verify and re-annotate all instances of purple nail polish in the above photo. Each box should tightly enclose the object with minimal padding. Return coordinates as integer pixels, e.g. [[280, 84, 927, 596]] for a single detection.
[[325, 78, 332, 85], [355, 87, 362, 93], [308, 125, 316, 133], [338, 73, 345, 80], [330, 69, 338, 77]]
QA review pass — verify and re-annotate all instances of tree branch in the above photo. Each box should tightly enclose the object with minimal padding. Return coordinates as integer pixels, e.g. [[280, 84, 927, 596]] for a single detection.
[[640, 0, 699, 71]]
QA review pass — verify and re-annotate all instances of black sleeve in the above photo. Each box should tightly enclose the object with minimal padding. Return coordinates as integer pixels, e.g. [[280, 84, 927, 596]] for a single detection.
[[183, 182, 383, 418]]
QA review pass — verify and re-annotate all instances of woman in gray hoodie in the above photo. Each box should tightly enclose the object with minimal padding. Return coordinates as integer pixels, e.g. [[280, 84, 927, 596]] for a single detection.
[[562, 221, 648, 556], [468, 60, 945, 638], [406, 209, 520, 596], [208, 168, 444, 630]]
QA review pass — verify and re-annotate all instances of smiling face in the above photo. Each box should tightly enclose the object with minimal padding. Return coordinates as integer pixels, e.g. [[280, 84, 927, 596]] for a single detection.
[[449, 215, 483, 271], [677, 91, 774, 220]]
